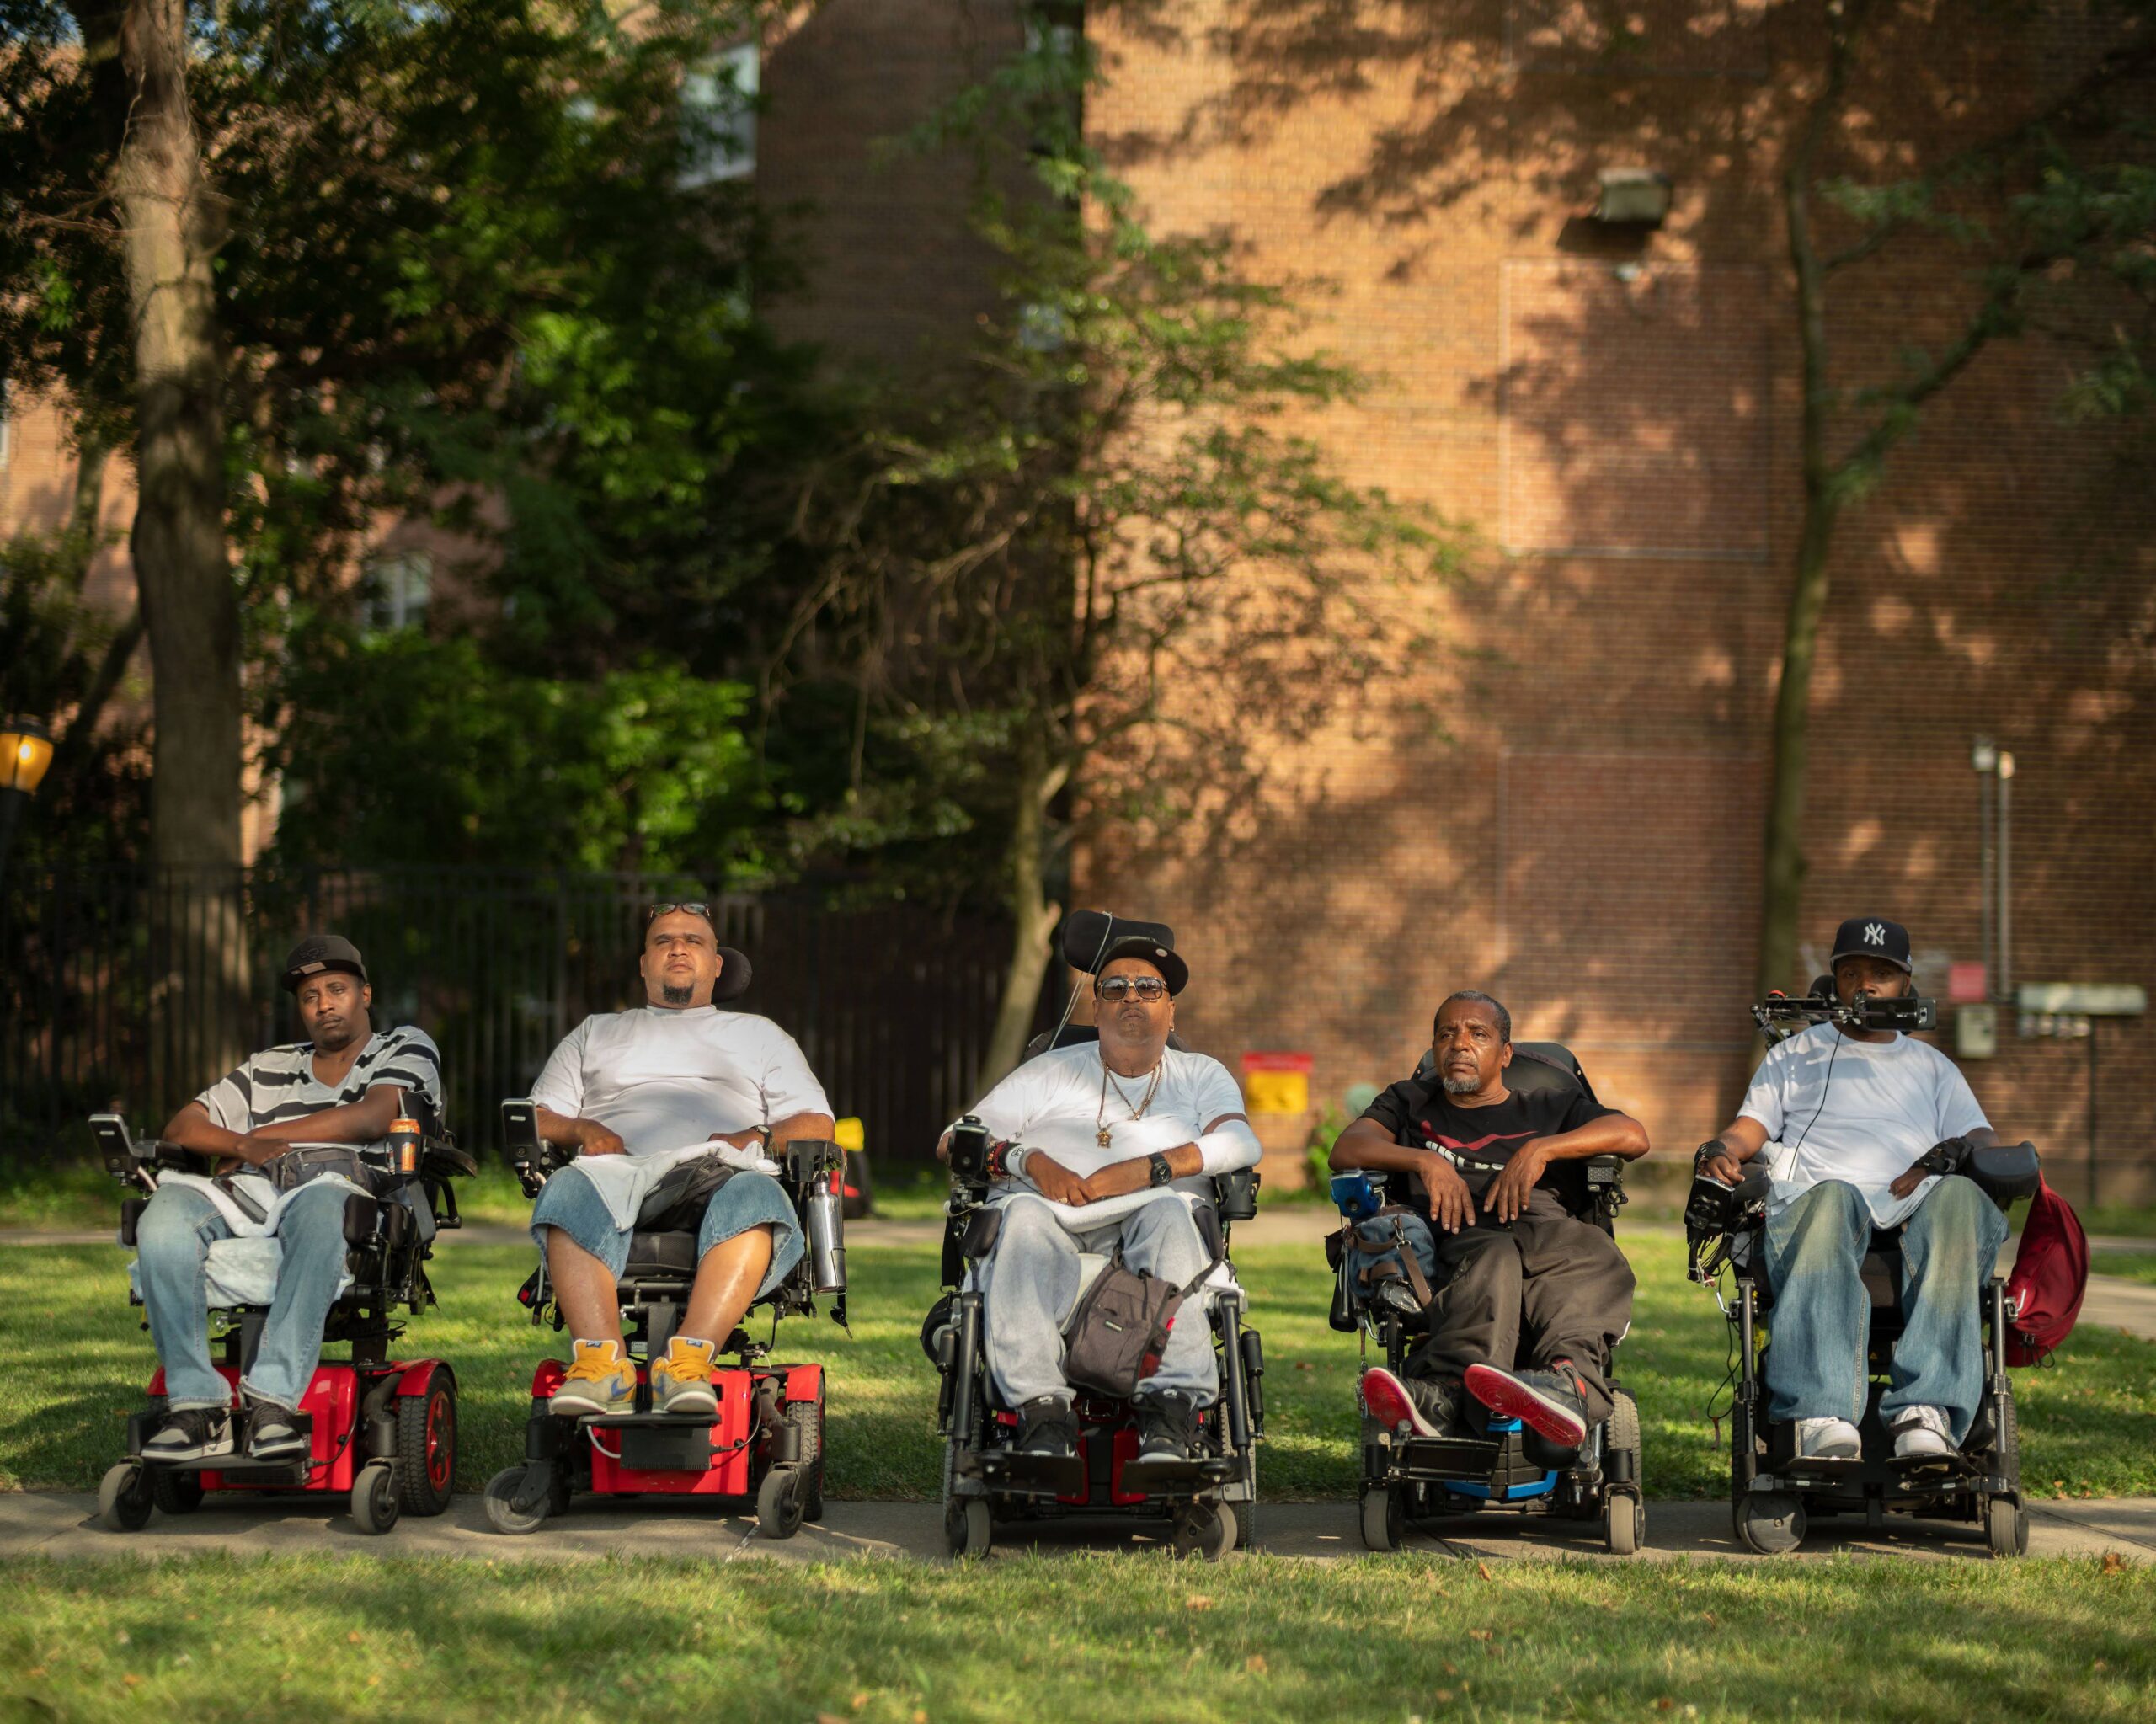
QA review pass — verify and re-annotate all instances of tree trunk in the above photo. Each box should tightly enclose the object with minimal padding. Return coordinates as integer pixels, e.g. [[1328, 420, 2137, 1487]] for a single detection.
[[81, 0, 250, 1083], [1758, 498, 1838, 995], [981, 732, 1070, 1082]]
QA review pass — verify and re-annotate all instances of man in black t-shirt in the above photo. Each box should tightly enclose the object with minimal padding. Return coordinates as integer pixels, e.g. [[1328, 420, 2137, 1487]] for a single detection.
[[1330, 990, 1649, 1452]]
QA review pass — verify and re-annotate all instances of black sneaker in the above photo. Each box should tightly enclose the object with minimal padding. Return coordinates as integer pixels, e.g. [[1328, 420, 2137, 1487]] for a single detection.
[[1134, 1391, 1200, 1463], [141, 1407, 235, 1463], [1464, 1362, 1589, 1450], [1012, 1395, 1079, 1460], [245, 1401, 307, 1463], [1361, 1367, 1464, 1438]]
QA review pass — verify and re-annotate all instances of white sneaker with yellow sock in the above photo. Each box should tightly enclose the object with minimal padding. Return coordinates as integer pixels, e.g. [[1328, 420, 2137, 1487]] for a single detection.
[[651, 1336, 719, 1415]]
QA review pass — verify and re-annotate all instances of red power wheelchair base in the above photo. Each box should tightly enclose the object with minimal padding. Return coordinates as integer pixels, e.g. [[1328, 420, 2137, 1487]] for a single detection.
[[100, 1359, 457, 1536], [485, 1358, 825, 1539]]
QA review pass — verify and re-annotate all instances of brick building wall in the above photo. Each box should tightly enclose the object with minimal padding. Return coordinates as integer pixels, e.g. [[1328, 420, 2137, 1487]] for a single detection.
[[1072, 0, 2156, 1196]]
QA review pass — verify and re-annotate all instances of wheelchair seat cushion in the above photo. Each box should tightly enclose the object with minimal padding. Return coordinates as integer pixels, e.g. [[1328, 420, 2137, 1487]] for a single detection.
[[623, 1230, 701, 1281]]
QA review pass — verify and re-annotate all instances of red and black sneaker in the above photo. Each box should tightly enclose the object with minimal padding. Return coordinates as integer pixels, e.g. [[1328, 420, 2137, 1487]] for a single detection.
[[1463, 1362, 1589, 1449], [1360, 1367, 1462, 1438]]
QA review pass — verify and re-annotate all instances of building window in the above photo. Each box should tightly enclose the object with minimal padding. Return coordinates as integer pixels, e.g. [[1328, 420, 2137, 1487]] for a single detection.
[[361, 552, 431, 633], [680, 41, 757, 187]]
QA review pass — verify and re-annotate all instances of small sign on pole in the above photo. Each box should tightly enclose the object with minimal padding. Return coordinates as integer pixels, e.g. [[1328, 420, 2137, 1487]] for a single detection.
[[1241, 1051, 1313, 1115]]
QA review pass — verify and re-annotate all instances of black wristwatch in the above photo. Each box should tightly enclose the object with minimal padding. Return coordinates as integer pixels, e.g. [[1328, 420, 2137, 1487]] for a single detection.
[[1147, 1152, 1175, 1188]]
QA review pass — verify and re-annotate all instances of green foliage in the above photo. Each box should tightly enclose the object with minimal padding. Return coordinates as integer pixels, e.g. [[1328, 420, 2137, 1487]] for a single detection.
[[263, 627, 769, 878]]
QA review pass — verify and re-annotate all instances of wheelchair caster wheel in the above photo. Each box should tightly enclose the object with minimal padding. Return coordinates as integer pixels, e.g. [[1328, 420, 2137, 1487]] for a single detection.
[[1985, 1496, 2028, 1559], [151, 1468, 205, 1516], [1360, 1486, 1403, 1551], [1173, 1502, 1236, 1561], [756, 1465, 808, 1540], [945, 1497, 993, 1560], [483, 1465, 561, 1535], [99, 1463, 153, 1533], [351, 1459, 400, 1535], [1604, 1493, 1642, 1556], [1735, 1490, 1805, 1555]]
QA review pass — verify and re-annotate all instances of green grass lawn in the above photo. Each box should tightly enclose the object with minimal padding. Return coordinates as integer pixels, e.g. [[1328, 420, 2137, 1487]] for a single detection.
[[2091, 1252, 2156, 1288], [5, 1231, 2153, 1501], [2, 1552, 2151, 1723]]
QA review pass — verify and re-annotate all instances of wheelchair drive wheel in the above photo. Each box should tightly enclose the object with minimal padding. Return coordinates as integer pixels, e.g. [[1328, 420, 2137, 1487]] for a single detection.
[[483, 1465, 563, 1536], [946, 1497, 993, 1560], [150, 1468, 205, 1516], [1735, 1490, 1805, 1555], [99, 1462, 153, 1533], [1172, 1500, 1237, 1561], [350, 1458, 400, 1535], [395, 1373, 458, 1517]]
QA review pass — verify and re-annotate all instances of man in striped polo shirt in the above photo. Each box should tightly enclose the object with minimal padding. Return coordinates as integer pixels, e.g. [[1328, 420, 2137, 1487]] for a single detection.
[[132, 935, 444, 1465]]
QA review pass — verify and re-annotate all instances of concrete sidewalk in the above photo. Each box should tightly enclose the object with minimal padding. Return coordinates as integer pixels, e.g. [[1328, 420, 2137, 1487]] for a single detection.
[[2, 1491, 2148, 1567]]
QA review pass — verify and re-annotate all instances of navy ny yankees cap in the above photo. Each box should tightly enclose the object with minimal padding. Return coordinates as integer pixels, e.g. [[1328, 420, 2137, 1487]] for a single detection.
[[1829, 916, 1913, 974]]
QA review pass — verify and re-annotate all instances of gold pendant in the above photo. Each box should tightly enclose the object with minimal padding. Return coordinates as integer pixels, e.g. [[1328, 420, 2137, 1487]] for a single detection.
[[1097, 1126, 1113, 1148]]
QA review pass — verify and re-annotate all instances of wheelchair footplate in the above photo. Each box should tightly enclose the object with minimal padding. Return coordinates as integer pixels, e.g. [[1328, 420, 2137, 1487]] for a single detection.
[[1390, 1433, 1505, 1480], [576, 1410, 736, 1474], [965, 1448, 1089, 1498], [126, 1411, 316, 1479]]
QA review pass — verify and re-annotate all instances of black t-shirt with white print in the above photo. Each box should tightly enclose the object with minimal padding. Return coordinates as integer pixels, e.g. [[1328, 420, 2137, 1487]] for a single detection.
[[1358, 1075, 1613, 1219]]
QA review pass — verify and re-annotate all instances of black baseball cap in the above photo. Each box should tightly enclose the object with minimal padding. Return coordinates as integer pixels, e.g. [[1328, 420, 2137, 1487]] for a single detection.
[[280, 934, 369, 993], [1828, 916, 1913, 974]]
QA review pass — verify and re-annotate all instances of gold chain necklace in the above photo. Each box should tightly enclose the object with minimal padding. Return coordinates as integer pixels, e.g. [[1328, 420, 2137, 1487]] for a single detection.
[[1096, 1056, 1165, 1149]]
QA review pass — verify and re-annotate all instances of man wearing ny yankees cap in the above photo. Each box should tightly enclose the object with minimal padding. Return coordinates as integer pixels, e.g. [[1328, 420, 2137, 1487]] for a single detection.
[[1696, 916, 2013, 1464]]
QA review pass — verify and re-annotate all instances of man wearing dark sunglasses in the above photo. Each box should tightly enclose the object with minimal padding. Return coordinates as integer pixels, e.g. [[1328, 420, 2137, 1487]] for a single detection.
[[942, 927, 1261, 1468], [525, 899, 835, 1418]]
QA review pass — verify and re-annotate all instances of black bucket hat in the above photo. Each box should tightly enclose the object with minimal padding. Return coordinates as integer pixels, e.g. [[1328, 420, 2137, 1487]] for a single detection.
[[280, 934, 369, 994], [1060, 909, 1189, 997]]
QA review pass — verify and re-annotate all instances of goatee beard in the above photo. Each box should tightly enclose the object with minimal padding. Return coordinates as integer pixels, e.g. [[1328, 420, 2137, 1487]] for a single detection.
[[661, 983, 694, 1007], [1441, 1074, 1478, 1095]]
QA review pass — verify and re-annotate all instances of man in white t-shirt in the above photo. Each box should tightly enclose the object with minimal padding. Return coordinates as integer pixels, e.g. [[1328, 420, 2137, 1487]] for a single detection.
[[942, 929, 1261, 1469], [1697, 916, 2012, 1462], [136, 935, 445, 1465], [527, 901, 835, 1418]]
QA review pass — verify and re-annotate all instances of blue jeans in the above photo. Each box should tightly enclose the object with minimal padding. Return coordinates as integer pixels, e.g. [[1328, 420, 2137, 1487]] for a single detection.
[[1762, 1176, 2008, 1443], [530, 1166, 802, 1297], [135, 1181, 352, 1412]]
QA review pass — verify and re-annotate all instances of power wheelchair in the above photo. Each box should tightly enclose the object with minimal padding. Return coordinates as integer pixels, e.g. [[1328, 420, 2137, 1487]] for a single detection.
[[483, 1102, 847, 1539], [1686, 980, 2043, 1557], [925, 1029, 1266, 1562], [94, 1108, 475, 1535], [1332, 1042, 1646, 1555]]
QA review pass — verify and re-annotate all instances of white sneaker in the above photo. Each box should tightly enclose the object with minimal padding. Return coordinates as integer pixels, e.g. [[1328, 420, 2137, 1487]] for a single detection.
[[1796, 1416, 1862, 1460], [1891, 1405, 1955, 1460]]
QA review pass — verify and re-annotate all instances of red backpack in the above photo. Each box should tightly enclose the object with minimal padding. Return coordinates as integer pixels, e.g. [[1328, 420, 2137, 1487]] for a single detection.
[[2005, 1177, 2089, 1366]]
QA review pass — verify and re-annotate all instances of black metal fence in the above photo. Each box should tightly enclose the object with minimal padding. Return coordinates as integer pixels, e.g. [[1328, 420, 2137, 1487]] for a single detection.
[[0, 865, 1035, 1165]]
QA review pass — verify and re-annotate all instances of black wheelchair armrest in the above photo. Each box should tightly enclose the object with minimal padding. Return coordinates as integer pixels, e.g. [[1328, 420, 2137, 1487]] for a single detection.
[[782, 1136, 845, 1197], [1966, 1140, 2041, 1208], [1212, 1166, 1260, 1222], [424, 1137, 478, 1181]]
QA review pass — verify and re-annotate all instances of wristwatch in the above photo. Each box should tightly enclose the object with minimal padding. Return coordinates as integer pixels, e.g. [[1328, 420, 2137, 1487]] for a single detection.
[[1147, 1152, 1175, 1188]]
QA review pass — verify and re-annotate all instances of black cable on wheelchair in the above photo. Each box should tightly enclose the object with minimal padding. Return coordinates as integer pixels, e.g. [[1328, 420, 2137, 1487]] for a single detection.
[[1785, 1022, 1845, 1164]]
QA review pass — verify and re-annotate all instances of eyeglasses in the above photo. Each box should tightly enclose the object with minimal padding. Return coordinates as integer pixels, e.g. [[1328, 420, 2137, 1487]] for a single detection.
[[646, 901, 713, 923], [1095, 975, 1169, 1003]]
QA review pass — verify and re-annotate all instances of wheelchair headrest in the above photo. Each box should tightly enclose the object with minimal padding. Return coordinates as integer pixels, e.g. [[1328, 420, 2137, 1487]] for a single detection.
[[1411, 1040, 1597, 1104], [1060, 910, 1177, 974]]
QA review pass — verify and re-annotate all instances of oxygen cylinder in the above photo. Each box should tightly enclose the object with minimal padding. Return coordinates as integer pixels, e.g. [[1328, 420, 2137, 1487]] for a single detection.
[[806, 1163, 846, 1294]]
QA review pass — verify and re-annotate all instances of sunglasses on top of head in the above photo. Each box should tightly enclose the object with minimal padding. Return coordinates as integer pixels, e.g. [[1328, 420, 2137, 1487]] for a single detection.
[[646, 900, 714, 924]]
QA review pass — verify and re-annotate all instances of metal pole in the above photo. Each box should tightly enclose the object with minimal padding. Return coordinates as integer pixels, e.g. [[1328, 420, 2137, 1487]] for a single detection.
[[0, 788, 23, 895], [1973, 740, 1996, 995], [1996, 751, 2015, 1001]]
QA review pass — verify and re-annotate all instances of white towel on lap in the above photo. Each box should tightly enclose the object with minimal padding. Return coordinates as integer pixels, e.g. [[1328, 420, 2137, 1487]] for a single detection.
[[557, 1141, 784, 1233]]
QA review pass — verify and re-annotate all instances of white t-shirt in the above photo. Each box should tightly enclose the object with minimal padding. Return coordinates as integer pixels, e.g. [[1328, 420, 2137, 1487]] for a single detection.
[[1739, 1023, 1991, 1226], [531, 1006, 830, 1156], [968, 1042, 1259, 1228]]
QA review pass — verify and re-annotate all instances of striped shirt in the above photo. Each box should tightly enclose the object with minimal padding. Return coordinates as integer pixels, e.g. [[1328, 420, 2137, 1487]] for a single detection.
[[195, 1025, 445, 1150]]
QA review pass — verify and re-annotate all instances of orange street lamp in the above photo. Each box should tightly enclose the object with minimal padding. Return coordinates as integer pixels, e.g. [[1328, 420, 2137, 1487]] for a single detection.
[[0, 716, 55, 882]]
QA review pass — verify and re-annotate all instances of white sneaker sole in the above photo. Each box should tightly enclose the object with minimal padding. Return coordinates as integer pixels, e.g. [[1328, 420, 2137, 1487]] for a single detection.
[[654, 1388, 718, 1417], [142, 1437, 234, 1463], [550, 1388, 634, 1417]]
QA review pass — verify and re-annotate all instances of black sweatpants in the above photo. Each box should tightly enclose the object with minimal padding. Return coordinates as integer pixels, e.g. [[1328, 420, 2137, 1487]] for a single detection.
[[1403, 1189, 1636, 1425]]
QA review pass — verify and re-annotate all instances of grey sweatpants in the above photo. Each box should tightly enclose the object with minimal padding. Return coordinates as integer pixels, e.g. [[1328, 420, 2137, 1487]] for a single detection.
[[980, 1192, 1218, 1407]]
